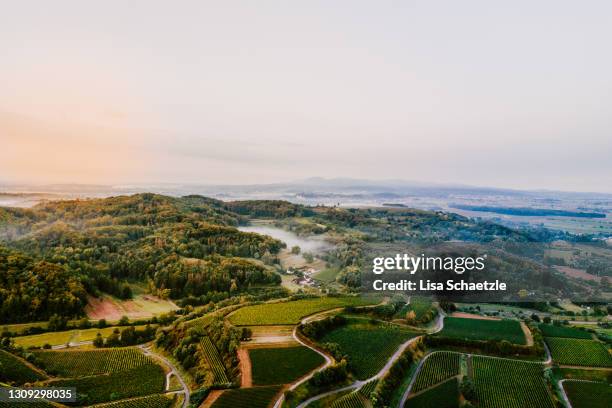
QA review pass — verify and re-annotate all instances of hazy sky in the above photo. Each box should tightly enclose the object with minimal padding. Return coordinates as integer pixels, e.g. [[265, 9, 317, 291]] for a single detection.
[[1, 1, 611, 192]]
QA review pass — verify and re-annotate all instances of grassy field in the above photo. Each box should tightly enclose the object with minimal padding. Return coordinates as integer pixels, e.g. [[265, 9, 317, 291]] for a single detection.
[[0, 349, 46, 385], [249, 346, 324, 385], [472, 356, 554, 408], [13, 325, 155, 348], [320, 319, 419, 380], [211, 385, 282, 408], [228, 297, 378, 326], [89, 394, 174, 408], [47, 364, 165, 405], [33, 347, 153, 376], [412, 352, 460, 393], [538, 324, 592, 339], [436, 317, 526, 344], [85, 292, 178, 321], [404, 377, 459, 408], [545, 338, 612, 367], [313, 267, 340, 283], [563, 380, 612, 408]]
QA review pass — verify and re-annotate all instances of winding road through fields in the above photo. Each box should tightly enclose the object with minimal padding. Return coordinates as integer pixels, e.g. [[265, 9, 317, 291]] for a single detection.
[[279, 309, 446, 408], [140, 344, 190, 408]]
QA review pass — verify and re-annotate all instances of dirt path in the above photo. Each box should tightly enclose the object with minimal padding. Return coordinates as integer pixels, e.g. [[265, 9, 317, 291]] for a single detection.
[[520, 321, 534, 346], [238, 348, 252, 387], [200, 390, 224, 408]]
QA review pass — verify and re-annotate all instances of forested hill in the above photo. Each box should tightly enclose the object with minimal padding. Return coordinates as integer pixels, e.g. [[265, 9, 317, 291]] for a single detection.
[[0, 194, 288, 323]]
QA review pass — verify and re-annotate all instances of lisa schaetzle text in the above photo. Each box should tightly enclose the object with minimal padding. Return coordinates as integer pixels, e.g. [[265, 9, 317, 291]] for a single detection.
[[370, 253, 506, 292]]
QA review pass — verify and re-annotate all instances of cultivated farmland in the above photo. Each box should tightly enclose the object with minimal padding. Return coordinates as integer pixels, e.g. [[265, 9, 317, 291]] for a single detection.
[[201, 336, 229, 384], [563, 380, 612, 408], [249, 346, 324, 385], [46, 364, 165, 405], [90, 394, 174, 408], [538, 324, 592, 339], [412, 351, 460, 393], [0, 349, 46, 384], [33, 347, 152, 376], [319, 319, 419, 379], [228, 297, 377, 326], [471, 356, 554, 408], [545, 338, 612, 367], [330, 391, 369, 408], [404, 377, 459, 408], [211, 385, 282, 408], [436, 317, 526, 344]]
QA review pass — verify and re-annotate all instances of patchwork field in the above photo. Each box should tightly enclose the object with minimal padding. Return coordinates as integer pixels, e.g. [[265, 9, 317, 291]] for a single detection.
[[404, 377, 459, 408], [248, 345, 324, 385], [319, 319, 419, 379], [472, 356, 554, 408], [539, 324, 593, 339], [545, 338, 612, 367], [436, 317, 526, 345], [563, 380, 612, 408], [33, 347, 153, 376], [412, 351, 461, 393], [211, 385, 282, 408], [0, 349, 46, 385], [228, 297, 377, 326]]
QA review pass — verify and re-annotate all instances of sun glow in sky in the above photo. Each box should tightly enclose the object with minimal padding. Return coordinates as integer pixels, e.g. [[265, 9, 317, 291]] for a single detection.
[[1, 1, 611, 192]]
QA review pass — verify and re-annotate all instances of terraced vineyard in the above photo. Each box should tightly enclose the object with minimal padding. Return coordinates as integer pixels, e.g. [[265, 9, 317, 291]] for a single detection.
[[211, 385, 282, 408], [319, 319, 419, 379], [412, 351, 460, 393], [539, 324, 593, 339], [563, 380, 612, 408], [359, 379, 378, 398], [545, 338, 612, 367], [436, 317, 526, 344], [201, 336, 229, 384], [0, 349, 46, 384], [472, 356, 554, 408], [33, 347, 152, 376], [46, 364, 166, 405], [404, 377, 459, 408], [228, 297, 377, 326], [91, 394, 174, 408], [330, 391, 369, 408], [248, 345, 324, 385]]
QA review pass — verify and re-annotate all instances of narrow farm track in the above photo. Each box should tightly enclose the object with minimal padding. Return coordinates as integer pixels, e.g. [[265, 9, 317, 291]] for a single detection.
[[296, 310, 446, 408], [272, 310, 336, 408], [139, 345, 190, 408]]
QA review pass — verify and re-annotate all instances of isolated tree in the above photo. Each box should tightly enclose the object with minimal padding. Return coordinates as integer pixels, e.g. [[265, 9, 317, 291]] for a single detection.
[[97, 319, 107, 329], [93, 333, 104, 348], [119, 315, 130, 326], [291, 245, 301, 255]]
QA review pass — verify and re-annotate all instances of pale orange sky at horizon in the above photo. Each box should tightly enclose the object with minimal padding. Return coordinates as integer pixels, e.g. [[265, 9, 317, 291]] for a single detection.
[[1, 1, 611, 192]]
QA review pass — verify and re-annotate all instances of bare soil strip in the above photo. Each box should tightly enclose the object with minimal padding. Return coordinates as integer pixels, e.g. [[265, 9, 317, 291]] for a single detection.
[[200, 390, 224, 408], [238, 347, 253, 387], [520, 321, 534, 346]]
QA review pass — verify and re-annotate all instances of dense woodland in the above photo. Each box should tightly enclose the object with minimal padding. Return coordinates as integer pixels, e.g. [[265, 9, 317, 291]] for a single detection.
[[0, 193, 603, 324], [0, 194, 284, 323]]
